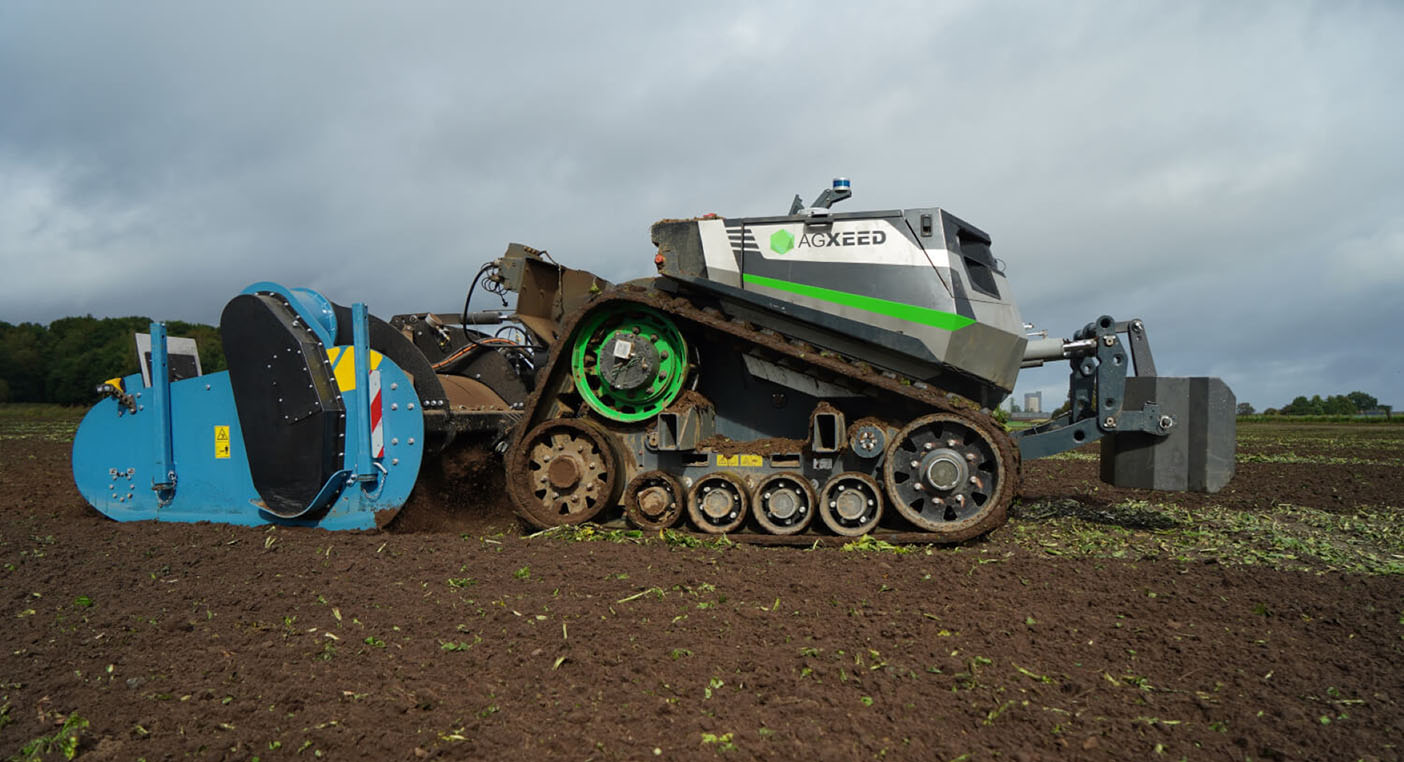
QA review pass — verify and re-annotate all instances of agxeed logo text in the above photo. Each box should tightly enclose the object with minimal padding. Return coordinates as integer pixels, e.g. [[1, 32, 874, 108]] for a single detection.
[[770, 228, 887, 255]]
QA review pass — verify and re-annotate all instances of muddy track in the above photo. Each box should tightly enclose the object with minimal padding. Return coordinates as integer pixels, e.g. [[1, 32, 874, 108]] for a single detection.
[[503, 283, 1021, 541]]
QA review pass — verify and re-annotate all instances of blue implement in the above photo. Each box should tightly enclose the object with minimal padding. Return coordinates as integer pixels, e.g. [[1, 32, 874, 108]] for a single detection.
[[72, 292, 426, 530]]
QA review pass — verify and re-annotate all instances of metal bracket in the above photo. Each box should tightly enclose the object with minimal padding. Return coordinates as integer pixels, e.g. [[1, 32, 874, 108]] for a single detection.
[[147, 322, 177, 506], [349, 302, 379, 484], [1014, 315, 1171, 460], [653, 404, 716, 451], [1117, 318, 1157, 377]]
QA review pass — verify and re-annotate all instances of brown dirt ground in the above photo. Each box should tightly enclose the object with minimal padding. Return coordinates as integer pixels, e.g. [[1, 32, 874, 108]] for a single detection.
[[1, 423, 1401, 761]]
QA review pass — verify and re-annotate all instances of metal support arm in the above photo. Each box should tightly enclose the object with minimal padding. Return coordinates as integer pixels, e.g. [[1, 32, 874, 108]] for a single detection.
[[1013, 315, 1174, 460]]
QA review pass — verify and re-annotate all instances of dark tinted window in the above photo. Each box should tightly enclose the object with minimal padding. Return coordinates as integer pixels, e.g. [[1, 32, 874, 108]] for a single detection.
[[957, 234, 1000, 298]]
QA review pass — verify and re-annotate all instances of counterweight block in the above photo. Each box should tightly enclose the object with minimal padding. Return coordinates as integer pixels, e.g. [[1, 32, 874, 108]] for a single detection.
[[1100, 376, 1236, 493]]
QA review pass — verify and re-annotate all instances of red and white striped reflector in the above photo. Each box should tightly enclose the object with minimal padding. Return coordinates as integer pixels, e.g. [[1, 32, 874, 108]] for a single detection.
[[369, 369, 384, 459]]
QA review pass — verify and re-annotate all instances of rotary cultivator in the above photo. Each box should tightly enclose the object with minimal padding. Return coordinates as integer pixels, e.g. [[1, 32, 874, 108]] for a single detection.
[[72, 181, 1236, 541]]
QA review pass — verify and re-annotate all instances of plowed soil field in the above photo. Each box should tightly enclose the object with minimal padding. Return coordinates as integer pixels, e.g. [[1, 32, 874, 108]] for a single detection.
[[1, 414, 1401, 761]]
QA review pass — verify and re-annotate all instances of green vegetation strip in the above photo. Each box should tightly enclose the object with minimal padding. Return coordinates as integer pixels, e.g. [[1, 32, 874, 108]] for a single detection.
[[1238, 414, 1397, 424], [0, 405, 84, 442], [525, 524, 735, 549], [1237, 452, 1401, 466], [1010, 499, 1404, 575], [1046, 450, 1402, 466]]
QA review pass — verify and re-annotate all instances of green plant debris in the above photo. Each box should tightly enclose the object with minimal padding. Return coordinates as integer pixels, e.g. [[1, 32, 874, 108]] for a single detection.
[[439, 634, 482, 652], [1011, 498, 1404, 575], [704, 677, 723, 699], [1237, 451, 1401, 467], [700, 732, 736, 752], [662, 529, 734, 549], [524, 523, 735, 549], [13, 711, 88, 761], [840, 535, 913, 554], [616, 587, 665, 603], [1044, 451, 1098, 462], [984, 699, 1018, 725], [1014, 664, 1052, 683], [526, 524, 645, 543]]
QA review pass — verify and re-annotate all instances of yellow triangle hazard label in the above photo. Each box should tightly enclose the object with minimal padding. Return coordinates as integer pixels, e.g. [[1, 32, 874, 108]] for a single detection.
[[215, 425, 231, 459]]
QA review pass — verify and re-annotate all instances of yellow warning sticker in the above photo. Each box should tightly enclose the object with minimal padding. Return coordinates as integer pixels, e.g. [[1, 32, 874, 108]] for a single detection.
[[714, 454, 763, 468], [215, 425, 231, 459]]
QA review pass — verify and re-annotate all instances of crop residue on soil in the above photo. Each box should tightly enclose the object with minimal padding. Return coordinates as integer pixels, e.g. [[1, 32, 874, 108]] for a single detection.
[[0, 420, 1400, 761]]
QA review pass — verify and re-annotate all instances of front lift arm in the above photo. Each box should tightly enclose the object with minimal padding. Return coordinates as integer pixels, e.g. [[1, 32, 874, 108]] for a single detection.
[[1013, 316, 1174, 460]]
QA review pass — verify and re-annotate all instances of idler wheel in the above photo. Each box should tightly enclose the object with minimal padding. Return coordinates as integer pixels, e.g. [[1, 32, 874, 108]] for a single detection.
[[687, 472, 749, 534], [882, 412, 1007, 538], [752, 472, 816, 536], [624, 470, 685, 530], [516, 418, 619, 526], [819, 473, 883, 536]]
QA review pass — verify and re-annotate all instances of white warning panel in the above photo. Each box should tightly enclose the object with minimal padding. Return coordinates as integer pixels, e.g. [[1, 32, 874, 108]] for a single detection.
[[369, 369, 384, 459]]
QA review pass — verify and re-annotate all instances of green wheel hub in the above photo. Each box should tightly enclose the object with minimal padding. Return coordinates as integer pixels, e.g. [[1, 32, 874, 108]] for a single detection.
[[570, 306, 687, 422]]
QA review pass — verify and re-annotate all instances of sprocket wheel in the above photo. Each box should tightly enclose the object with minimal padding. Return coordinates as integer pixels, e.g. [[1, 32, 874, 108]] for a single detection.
[[623, 470, 685, 530], [882, 412, 1009, 539], [570, 306, 688, 422], [516, 418, 619, 527]]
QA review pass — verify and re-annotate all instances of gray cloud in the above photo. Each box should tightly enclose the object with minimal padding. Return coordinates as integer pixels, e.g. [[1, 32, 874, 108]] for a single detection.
[[2, 1, 1400, 409]]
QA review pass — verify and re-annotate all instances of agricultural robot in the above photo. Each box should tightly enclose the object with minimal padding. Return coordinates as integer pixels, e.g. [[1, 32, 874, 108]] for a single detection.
[[72, 180, 1236, 541]]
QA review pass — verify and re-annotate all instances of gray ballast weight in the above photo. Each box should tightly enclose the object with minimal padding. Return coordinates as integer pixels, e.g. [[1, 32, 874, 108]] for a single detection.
[[1101, 377, 1236, 493]]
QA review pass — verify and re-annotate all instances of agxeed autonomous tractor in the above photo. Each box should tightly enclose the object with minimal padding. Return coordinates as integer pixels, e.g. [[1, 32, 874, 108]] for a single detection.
[[72, 180, 1235, 542]]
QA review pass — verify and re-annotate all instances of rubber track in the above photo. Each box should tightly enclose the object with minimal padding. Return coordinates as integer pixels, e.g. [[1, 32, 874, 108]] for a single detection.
[[504, 284, 1022, 543]]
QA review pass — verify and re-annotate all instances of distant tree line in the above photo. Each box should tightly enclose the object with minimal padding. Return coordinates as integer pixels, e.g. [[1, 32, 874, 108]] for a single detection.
[[1237, 391, 1390, 417], [0, 317, 224, 405]]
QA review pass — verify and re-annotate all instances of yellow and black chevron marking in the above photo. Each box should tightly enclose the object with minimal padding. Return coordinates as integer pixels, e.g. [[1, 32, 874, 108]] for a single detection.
[[326, 346, 384, 392]]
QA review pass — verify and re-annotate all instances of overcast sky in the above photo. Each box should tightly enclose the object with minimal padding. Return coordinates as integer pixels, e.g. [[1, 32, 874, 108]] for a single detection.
[[2, 1, 1400, 410]]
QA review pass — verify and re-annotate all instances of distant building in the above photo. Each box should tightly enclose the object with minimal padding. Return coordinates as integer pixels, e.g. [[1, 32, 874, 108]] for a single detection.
[[1023, 392, 1042, 414]]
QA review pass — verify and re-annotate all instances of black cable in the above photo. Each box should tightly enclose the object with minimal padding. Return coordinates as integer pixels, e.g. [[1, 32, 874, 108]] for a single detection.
[[460, 262, 496, 328]]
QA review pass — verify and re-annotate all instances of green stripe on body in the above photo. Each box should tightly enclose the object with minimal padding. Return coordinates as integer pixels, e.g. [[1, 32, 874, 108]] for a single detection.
[[741, 273, 974, 331]]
